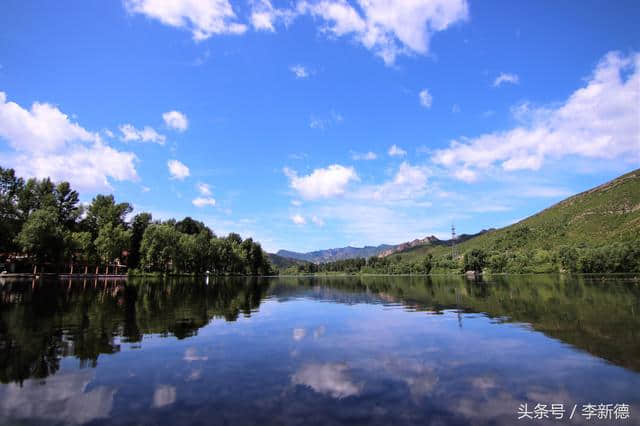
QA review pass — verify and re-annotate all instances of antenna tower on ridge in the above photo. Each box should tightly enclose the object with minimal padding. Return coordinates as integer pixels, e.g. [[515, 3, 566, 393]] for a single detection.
[[451, 223, 457, 260]]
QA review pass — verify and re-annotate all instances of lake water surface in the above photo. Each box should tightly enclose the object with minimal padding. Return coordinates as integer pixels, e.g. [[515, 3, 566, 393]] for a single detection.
[[1, 275, 639, 425]]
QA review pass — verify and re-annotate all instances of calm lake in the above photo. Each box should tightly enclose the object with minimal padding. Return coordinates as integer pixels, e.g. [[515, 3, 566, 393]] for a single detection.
[[1, 275, 639, 425]]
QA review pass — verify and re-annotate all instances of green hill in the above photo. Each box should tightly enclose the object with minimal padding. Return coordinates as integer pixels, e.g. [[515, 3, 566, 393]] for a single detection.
[[267, 253, 312, 270], [385, 168, 640, 273]]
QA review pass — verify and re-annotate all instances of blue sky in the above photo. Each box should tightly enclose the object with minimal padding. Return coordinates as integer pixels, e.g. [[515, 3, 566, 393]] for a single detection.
[[0, 0, 639, 253]]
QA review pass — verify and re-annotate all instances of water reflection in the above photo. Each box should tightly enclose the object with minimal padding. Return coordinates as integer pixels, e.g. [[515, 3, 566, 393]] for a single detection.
[[292, 363, 363, 399], [0, 370, 115, 424], [0, 275, 639, 425]]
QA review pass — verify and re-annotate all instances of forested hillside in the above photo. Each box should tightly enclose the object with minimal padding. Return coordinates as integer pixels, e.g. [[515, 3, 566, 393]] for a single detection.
[[285, 169, 640, 275]]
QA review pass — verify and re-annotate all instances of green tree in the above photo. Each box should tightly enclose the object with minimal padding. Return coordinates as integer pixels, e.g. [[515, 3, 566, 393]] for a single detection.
[[463, 249, 487, 273], [16, 207, 65, 264], [422, 253, 433, 274], [68, 231, 95, 264], [0, 167, 24, 253], [140, 224, 180, 272], [53, 181, 81, 229], [94, 223, 131, 266], [129, 212, 152, 269], [84, 194, 132, 237]]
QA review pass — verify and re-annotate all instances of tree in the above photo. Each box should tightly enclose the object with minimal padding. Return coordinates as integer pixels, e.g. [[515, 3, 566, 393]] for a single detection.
[[422, 254, 433, 275], [53, 181, 81, 229], [68, 231, 94, 264], [94, 223, 131, 266], [84, 195, 132, 237], [0, 167, 24, 253], [16, 207, 65, 264], [555, 245, 579, 272], [175, 216, 212, 237], [463, 249, 487, 273], [140, 224, 180, 272], [129, 213, 152, 269], [17, 177, 56, 221]]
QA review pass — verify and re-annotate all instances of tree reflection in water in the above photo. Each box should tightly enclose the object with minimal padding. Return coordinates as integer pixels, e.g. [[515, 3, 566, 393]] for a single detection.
[[0, 274, 639, 386]]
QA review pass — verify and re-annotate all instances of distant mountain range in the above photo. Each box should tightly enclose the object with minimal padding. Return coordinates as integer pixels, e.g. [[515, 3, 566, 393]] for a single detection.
[[273, 232, 486, 264], [275, 245, 394, 264]]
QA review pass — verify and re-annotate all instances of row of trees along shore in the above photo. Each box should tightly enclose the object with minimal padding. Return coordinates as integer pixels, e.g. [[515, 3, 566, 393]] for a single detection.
[[0, 167, 274, 275], [284, 242, 640, 275]]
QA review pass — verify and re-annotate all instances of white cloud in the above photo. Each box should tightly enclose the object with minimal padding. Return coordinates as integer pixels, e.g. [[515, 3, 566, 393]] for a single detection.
[[192, 197, 216, 207], [433, 51, 640, 181], [251, 0, 277, 31], [124, 0, 247, 41], [291, 214, 307, 225], [162, 110, 188, 132], [419, 88, 432, 108], [493, 72, 519, 87], [0, 92, 138, 191], [292, 363, 362, 399], [291, 199, 302, 206], [0, 370, 115, 424], [152, 385, 176, 408], [168, 159, 190, 179], [311, 215, 325, 226], [290, 64, 309, 79], [351, 151, 377, 160], [250, 0, 294, 31], [297, 0, 469, 65], [284, 164, 359, 199], [119, 124, 166, 144], [104, 129, 115, 138], [359, 162, 430, 201], [183, 347, 208, 361], [292, 327, 306, 340], [388, 144, 407, 157], [197, 182, 212, 195]]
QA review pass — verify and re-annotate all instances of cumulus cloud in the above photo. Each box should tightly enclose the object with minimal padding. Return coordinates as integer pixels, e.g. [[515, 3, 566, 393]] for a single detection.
[[124, 0, 468, 64], [192, 197, 216, 207], [168, 159, 190, 179], [292, 363, 362, 399], [493, 72, 519, 87], [284, 164, 359, 199], [290, 64, 309, 78], [433, 51, 640, 181], [119, 124, 166, 144], [250, 0, 295, 31], [124, 0, 247, 40], [291, 214, 306, 225], [162, 110, 188, 131], [359, 162, 430, 201], [297, 0, 469, 64], [419, 88, 433, 108], [351, 151, 377, 160], [0, 92, 137, 191], [388, 144, 407, 157]]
